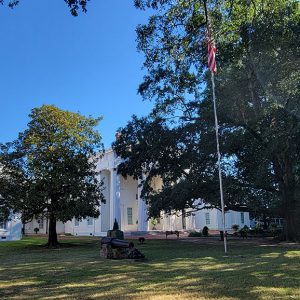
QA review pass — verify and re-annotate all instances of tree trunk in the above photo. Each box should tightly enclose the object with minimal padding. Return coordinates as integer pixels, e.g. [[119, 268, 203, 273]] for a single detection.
[[182, 209, 186, 230], [275, 154, 300, 241], [21, 221, 26, 235], [283, 188, 300, 242], [262, 214, 268, 230], [45, 213, 59, 248]]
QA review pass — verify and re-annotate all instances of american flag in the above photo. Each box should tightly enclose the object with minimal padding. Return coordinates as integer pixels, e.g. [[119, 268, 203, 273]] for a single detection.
[[207, 28, 217, 73]]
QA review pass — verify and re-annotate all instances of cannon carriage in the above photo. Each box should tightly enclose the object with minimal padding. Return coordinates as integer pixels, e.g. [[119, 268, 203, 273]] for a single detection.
[[100, 236, 145, 259]]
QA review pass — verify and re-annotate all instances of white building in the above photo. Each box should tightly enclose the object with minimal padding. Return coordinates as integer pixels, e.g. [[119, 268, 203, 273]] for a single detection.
[[24, 215, 65, 235], [0, 213, 22, 241], [25, 149, 250, 236]]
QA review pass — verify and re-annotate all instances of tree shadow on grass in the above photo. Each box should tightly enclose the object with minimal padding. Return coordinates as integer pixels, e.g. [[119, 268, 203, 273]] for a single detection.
[[0, 238, 299, 299]]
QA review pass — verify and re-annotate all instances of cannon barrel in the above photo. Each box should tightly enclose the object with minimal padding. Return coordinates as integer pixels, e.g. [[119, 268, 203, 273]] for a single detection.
[[101, 237, 130, 249]]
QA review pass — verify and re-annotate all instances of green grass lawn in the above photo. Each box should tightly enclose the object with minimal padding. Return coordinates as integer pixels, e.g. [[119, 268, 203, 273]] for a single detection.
[[0, 237, 299, 299]]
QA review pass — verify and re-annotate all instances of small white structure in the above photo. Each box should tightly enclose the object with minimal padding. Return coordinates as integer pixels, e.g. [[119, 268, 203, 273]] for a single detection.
[[0, 213, 22, 241], [26, 149, 250, 236]]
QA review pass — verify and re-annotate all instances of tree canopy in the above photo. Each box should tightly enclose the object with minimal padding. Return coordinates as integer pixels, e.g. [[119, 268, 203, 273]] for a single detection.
[[0, 105, 104, 247], [0, 0, 91, 16], [114, 0, 300, 240]]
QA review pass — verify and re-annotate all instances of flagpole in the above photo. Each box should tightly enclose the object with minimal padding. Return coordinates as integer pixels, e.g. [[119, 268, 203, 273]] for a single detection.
[[210, 71, 227, 255]]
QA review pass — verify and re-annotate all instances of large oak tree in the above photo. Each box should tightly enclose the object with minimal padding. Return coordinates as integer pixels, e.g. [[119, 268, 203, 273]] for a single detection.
[[114, 0, 300, 240], [0, 105, 104, 247]]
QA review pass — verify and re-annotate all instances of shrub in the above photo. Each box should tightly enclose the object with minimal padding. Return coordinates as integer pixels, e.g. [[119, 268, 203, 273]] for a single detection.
[[239, 225, 249, 238], [269, 223, 283, 237], [253, 224, 264, 234], [242, 225, 249, 231], [188, 231, 202, 237], [64, 233, 73, 236], [232, 224, 239, 232], [202, 226, 209, 237], [150, 218, 158, 229], [34, 227, 39, 234], [239, 225, 249, 233], [150, 218, 157, 226]]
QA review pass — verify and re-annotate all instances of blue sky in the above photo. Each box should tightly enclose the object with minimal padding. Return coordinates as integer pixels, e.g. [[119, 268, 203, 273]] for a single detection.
[[0, 0, 153, 148]]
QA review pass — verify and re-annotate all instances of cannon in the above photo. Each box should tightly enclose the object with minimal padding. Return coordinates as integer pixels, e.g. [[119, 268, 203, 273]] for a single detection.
[[100, 237, 145, 259], [101, 237, 130, 248]]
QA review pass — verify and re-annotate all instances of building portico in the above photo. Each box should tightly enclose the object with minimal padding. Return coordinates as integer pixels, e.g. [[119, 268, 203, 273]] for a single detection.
[[64, 149, 149, 235]]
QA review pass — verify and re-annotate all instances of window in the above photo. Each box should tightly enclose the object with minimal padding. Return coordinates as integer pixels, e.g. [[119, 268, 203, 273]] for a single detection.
[[37, 217, 44, 229], [74, 218, 79, 226], [87, 217, 93, 226], [205, 212, 210, 225], [127, 208, 133, 225], [241, 212, 245, 224]]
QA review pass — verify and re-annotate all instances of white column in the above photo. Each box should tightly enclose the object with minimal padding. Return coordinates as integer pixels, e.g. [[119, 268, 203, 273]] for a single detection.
[[120, 203, 126, 231], [110, 169, 121, 229], [170, 212, 176, 231], [185, 209, 196, 230], [163, 213, 170, 231], [98, 172, 102, 232], [109, 170, 114, 229], [192, 213, 196, 230], [137, 178, 148, 231]]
